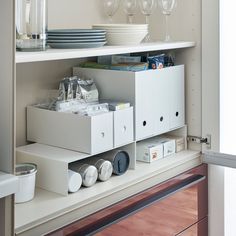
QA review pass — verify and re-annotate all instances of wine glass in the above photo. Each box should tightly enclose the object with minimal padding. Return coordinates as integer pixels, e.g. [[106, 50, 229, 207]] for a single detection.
[[139, 0, 156, 42], [158, 0, 177, 42], [123, 0, 137, 24], [103, 0, 120, 23]]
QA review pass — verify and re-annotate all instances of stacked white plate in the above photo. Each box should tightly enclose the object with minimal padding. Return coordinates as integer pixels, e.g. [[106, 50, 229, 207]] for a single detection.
[[92, 24, 148, 46], [47, 29, 107, 49]]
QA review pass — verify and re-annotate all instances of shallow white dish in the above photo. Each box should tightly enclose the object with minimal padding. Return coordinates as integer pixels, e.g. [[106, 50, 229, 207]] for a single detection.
[[47, 39, 106, 43], [48, 29, 106, 34], [48, 35, 106, 40], [48, 41, 107, 49], [48, 33, 106, 37]]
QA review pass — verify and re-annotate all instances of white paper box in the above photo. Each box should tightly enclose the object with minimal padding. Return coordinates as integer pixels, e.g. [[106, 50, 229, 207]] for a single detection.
[[137, 141, 164, 163], [164, 135, 186, 153], [27, 106, 113, 154], [155, 138, 176, 157], [74, 65, 185, 141], [113, 107, 134, 147]]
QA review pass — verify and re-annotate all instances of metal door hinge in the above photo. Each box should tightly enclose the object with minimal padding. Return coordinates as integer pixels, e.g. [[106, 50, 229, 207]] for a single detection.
[[187, 134, 211, 149]]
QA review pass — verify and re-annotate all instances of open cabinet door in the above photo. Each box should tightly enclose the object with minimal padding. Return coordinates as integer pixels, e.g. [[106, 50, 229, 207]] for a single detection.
[[202, 0, 236, 168], [0, 0, 15, 235], [201, 0, 227, 236], [202, 0, 236, 236]]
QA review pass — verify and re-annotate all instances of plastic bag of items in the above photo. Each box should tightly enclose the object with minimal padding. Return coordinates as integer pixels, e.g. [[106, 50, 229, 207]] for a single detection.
[[147, 53, 175, 70], [58, 76, 98, 103], [55, 76, 109, 116]]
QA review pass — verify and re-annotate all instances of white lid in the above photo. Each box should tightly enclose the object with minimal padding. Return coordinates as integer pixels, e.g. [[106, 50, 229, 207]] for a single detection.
[[68, 170, 82, 193]]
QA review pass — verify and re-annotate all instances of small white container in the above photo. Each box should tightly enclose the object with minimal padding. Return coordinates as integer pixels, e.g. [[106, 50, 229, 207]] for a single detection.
[[68, 169, 82, 193], [15, 163, 37, 203]]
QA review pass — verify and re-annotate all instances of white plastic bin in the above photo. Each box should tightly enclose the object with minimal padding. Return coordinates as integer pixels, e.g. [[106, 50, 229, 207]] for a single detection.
[[27, 106, 114, 154], [15, 163, 37, 203]]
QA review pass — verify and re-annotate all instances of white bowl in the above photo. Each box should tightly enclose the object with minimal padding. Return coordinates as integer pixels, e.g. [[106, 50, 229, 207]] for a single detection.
[[106, 31, 148, 45], [101, 29, 148, 33], [93, 24, 148, 29]]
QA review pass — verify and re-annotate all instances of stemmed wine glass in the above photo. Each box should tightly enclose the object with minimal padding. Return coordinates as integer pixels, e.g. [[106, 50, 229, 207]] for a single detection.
[[123, 0, 137, 24], [103, 0, 120, 23], [139, 0, 156, 42], [158, 0, 177, 42]]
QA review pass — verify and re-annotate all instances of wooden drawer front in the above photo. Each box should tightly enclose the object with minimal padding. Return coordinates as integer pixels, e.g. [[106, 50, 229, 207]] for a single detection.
[[48, 164, 207, 236], [177, 217, 208, 236]]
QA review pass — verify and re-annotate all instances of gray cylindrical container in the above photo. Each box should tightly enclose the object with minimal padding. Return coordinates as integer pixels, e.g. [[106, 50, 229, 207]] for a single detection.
[[100, 150, 130, 175], [88, 158, 113, 182], [70, 164, 98, 187]]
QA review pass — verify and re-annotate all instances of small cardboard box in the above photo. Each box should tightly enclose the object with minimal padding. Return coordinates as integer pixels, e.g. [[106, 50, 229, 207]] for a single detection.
[[154, 138, 176, 157], [137, 141, 164, 163]]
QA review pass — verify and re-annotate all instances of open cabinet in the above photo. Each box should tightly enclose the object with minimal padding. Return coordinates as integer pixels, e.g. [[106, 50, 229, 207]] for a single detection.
[[0, 0, 233, 235]]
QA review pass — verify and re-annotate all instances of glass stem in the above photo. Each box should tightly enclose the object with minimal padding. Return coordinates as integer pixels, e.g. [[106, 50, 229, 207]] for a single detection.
[[145, 15, 149, 25], [144, 14, 151, 42], [109, 15, 113, 23], [165, 14, 170, 41], [128, 15, 133, 24]]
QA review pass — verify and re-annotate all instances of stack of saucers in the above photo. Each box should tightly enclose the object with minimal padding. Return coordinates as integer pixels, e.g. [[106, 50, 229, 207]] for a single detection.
[[92, 24, 148, 46], [47, 29, 107, 49]]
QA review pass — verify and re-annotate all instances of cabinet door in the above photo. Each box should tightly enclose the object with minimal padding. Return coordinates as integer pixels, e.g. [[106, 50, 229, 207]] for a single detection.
[[0, 0, 15, 235], [202, 0, 236, 168], [177, 217, 208, 236]]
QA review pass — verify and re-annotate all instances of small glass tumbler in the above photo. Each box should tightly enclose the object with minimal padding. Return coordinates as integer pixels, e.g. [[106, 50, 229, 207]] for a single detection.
[[16, 0, 47, 51]]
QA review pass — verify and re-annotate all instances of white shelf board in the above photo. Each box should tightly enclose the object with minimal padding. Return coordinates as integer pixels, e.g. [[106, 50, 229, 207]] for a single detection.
[[0, 172, 18, 199], [16, 141, 135, 164], [15, 41, 196, 64], [15, 149, 201, 233]]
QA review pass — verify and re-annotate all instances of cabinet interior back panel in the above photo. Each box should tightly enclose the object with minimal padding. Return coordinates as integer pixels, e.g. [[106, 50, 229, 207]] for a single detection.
[[16, 0, 202, 150], [16, 59, 87, 147]]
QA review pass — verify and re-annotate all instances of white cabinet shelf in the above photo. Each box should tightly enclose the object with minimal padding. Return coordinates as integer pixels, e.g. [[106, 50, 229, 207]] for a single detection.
[[15, 41, 195, 63], [15, 150, 201, 235], [0, 172, 18, 199]]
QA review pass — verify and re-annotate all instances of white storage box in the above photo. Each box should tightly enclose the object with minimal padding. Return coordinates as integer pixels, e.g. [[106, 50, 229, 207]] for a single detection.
[[136, 141, 164, 163], [113, 107, 134, 147], [155, 138, 176, 157], [74, 65, 185, 141], [164, 135, 186, 153], [27, 106, 113, 154]]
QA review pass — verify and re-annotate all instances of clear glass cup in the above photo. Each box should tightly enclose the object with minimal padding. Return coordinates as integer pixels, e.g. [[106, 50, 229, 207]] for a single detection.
[[123, 0, 137, 24], [16, 0, 47, 51], [103, 0, 120, 23], [139, 0, 156, 42], [158, 0, 177, 42]]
